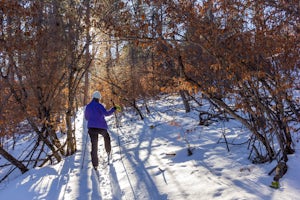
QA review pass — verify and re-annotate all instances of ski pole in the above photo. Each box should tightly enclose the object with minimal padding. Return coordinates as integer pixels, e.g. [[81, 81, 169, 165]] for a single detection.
[[111, 99, 120, 128], [118, 135, 122, 161]]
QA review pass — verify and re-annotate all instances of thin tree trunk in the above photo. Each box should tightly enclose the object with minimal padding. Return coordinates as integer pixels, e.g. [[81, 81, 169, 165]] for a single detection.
[[66, 96, 76, 156], [132, 100, 144, 120], [210, 97, 275, 159], [178, 55, 190, 113], [83, 0, 90, 105], [179, 90, 191, 113], [28, 118, 62, 163]]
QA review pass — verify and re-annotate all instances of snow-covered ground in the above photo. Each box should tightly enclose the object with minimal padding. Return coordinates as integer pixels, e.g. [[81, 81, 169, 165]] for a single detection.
[[0, 95, 299, 200]]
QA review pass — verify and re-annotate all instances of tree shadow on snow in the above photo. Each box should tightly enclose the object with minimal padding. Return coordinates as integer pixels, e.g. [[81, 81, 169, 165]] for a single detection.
[[110, 121, 168, 200]]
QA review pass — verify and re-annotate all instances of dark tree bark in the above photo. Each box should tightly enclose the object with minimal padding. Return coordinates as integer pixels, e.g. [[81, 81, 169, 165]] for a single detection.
[[0, 145, 28, 174]]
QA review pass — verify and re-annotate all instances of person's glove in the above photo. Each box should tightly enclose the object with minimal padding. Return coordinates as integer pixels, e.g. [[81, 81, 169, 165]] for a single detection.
[[114, 105, 122, 112]]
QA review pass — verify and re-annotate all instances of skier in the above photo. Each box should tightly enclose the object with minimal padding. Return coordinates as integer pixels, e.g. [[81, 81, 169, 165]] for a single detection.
[[84, 91, 119, 170]]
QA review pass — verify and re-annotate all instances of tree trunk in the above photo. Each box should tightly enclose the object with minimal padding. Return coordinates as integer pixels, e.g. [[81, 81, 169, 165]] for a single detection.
[[83, 0, 90, 105], [178, 55, 190, 113], [66, 103, 76, 156], [0, 145, 28, 174], [132, 99, 144, 120], [179, 90, 191, 113]]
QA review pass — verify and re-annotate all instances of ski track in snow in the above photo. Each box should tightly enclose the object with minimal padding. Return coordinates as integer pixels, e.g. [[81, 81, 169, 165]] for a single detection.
[[93, 152, 112, 199]]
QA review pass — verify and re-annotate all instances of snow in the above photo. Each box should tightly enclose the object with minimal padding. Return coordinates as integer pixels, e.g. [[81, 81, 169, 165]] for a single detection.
[[0, 95, 299, 200]]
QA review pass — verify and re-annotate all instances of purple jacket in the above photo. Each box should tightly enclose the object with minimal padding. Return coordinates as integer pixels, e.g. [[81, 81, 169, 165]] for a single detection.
[[84, 99, 116, 129]]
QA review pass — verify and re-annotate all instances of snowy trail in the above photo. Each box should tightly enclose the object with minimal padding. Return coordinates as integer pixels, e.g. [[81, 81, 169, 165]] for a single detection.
[[1, 95, 300, 200], [81, 112, 120, 200], [93, 160, 111, 199], [92, 145, 123, 200]]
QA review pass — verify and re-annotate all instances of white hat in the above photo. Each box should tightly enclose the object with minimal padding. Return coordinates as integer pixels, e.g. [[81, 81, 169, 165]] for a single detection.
[[92, 91, 101, 99]]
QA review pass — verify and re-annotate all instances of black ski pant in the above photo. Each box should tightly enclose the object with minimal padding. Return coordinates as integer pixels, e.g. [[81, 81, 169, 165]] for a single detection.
[[88, 128, 111, 168]]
